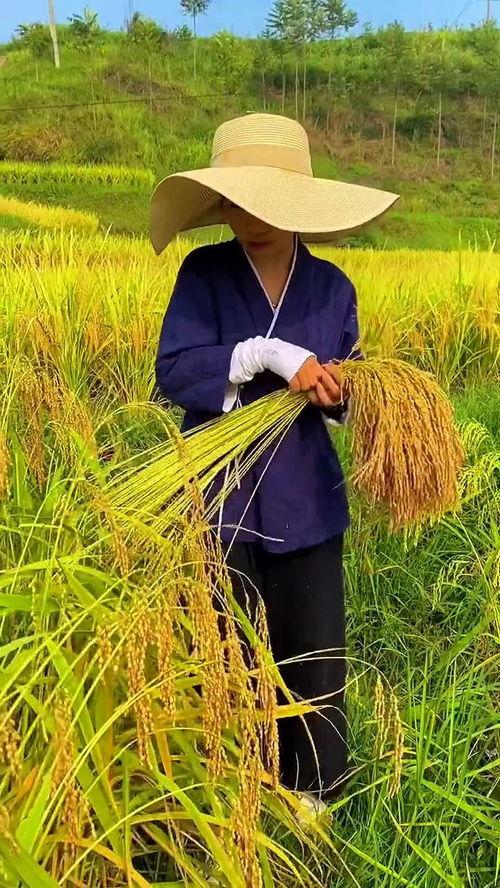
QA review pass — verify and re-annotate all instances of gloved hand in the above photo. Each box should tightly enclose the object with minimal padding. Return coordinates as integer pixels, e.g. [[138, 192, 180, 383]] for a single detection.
[[229, 336, 315, 385]]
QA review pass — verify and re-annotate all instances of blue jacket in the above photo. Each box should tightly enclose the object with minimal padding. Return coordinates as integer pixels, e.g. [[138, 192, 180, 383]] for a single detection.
[[156, 238, 360, 553]]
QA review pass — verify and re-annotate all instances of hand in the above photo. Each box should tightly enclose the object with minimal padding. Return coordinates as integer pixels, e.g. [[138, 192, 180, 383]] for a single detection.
[[322, 362, 345, 393], [289, 356, 342, 408]]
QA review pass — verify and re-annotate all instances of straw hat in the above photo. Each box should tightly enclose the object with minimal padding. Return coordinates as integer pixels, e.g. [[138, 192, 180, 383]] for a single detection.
[[150, 113, 399, 255]]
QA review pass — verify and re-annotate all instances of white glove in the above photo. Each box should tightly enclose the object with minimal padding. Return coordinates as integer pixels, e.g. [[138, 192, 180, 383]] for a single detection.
[[231, 336, 314, 384], [223, 336, 314, 413]]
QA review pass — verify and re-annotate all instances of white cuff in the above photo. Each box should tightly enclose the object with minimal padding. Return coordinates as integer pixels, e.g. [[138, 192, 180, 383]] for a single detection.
[[263, 338, 314, 382], [223, 382, 239, 413], [322, 399, 352, 427]]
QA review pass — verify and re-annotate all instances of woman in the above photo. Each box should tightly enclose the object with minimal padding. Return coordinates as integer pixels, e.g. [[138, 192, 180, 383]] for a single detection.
[[152, 114, 398, 815]]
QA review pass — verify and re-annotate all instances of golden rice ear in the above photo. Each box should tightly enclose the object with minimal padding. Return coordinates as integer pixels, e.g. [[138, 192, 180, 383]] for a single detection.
[[341, 359, 465, 529]]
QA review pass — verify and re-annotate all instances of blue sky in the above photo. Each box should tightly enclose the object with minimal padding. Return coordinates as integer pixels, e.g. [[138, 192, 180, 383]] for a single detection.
[[1, 0, 497, 43]]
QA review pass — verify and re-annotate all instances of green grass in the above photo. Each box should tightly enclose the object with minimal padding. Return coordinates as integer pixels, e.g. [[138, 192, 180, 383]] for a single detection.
[[356, 211, 500, 251], [0, 212, 34, 231], [0, 181, 150, 235], [1, 26, 499, 251], [3, 178, 500, 251]]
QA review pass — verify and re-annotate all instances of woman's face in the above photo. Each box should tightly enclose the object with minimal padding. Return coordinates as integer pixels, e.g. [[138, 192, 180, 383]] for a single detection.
[[222, 199, 294, 259]]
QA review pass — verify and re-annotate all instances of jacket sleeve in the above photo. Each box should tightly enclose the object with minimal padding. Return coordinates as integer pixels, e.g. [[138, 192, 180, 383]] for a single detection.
[[155, 254, 234, 413], [338, 279, 363, 363], [323, 278, 363, 426]]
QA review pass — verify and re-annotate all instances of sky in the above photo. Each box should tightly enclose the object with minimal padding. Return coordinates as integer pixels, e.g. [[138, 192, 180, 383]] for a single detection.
[[0, 0, 497, 43]]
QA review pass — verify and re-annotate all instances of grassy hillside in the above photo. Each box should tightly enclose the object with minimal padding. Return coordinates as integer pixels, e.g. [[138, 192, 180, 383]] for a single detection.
[[1, 23, 500, 248]]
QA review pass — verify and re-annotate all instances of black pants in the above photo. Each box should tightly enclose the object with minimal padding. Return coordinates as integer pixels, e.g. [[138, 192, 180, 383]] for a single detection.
[[223, 535, 348, 801]]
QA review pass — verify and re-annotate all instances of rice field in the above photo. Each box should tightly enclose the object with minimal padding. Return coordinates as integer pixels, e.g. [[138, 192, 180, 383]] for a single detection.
[[0, 196, 99, 232], [0, 226, 499, 887], [0, 161, 155, 190]]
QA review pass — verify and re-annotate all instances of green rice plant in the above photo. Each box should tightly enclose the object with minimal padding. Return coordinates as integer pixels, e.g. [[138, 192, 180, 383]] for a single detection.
[[0, 380, 497, 887], [0, 226, 498, 885], [0, 161, 154, 190]]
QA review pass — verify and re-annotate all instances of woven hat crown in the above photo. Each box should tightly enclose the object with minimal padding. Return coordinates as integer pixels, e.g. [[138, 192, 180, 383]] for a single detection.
[[210, 113, 313, 176]]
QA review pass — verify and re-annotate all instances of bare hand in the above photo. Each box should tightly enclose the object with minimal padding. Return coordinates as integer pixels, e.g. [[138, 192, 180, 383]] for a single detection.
[[322, 362, 345, 393], [289, 356, 342, 408]]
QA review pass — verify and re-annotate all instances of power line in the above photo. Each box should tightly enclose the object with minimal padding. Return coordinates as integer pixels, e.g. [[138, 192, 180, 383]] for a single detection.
[[453, 1, 473, 26], [0, 91, 241, 114]]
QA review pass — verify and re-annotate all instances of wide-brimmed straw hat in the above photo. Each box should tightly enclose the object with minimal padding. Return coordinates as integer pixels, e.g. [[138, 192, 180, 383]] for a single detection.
[[150, 113, 399, 255]]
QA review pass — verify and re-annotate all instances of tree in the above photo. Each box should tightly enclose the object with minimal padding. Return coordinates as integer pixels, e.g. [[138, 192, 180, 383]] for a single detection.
[[253, 31, 276, 110], [126, 12, 164, 48], [213, 31, 252, 92], [67, 7, 101, 51], [15, 23, 51, 81], [377, 23, 413, 166], [267, 0, 326, 119], [319, 0, 358, 131], [321, 0, 357, 38], [174, 24, 193, 43], [180, 0, 212, 80]]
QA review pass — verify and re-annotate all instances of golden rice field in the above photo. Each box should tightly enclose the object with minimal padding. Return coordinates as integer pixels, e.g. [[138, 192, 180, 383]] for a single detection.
[[0, 226, 499, 887], [0, 196, 99, 233]]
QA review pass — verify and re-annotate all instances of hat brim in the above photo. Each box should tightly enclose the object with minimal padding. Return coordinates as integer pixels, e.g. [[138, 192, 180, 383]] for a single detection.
[[150, 165, 399, 255]]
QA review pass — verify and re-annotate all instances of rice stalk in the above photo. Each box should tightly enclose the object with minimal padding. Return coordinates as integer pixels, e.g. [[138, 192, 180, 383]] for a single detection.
[[106, 389, 304, 534], [388, 688, 405, 799], [50, 691, 88, 882], [232, 679, 263, 888], [0, 433, 10, 500]]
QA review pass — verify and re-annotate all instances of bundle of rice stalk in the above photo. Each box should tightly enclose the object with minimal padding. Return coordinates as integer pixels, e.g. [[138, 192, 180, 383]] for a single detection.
[[341, 358, 465, 528], [107, 358, 464, 532]]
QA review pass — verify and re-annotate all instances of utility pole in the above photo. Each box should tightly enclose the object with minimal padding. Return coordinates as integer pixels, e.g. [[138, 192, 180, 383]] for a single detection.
[[48, 0, 60, 69], [485, 0, 500, 22]]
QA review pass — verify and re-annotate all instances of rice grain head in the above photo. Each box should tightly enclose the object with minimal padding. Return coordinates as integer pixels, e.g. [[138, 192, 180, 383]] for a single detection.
[[0, 433, 10, 500], [0, 710, 21, 781], [96, 623, 116, 677], [155, 585, 179, 719], [0, 805, 18, 852], [93, 490, 131, 576], [125, 608, 154, 766], [19, 367, 46, 486], [255, 600, 280, 790], [341, 359, 465, 528], [51, 691, 85, 854], [374, 673, 389, 759]]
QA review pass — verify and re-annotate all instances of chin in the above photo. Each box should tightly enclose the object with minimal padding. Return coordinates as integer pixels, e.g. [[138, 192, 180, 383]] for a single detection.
[[246, 241, 277, 256]]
